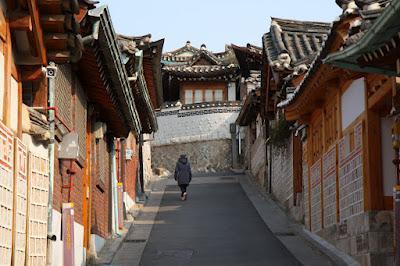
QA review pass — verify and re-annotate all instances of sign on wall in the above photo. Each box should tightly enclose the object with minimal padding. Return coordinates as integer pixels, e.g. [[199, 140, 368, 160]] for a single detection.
[[0, 121, 14, 265], [339, 122, 364, 221], [13, 138, 28, 266], [323, 146, 337, 228], [310, 159, 322, 232], [62, 203, 75, 266]]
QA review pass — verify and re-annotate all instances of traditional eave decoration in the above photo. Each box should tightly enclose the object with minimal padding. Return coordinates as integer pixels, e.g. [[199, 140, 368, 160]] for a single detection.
[[325, 0, 400, 76], [117, 35, 160, 134], [263, 18, 331, 73], [236, 89, 261, 126], [278, 15, 359, 121], [79, 6, 141, 137], [231, 43, 263, 78]]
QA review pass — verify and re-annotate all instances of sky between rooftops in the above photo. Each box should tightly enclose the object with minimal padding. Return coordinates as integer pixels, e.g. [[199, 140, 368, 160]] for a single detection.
[[98, 0, 341, 53]]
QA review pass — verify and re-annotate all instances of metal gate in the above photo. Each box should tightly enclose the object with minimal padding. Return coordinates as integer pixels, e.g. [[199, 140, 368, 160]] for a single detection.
[[26, 152, 49, 266]]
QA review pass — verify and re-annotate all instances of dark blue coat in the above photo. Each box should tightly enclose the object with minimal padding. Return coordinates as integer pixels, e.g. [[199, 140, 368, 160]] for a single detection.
[[174, 156, 192, 185]]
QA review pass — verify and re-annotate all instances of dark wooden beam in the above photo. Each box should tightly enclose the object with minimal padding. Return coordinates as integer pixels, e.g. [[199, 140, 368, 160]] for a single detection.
[[44, 33, 69, 50], [47, 50, 70, 63], [9, 11, 32, 31], [19, 66, 44, 81], [40, 15, 65, 33], [28, 0, 47, 65]]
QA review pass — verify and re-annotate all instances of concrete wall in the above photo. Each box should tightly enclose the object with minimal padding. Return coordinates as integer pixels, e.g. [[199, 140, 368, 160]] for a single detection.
[[153, 103, 240, 146], [152, 139, 232, 174]]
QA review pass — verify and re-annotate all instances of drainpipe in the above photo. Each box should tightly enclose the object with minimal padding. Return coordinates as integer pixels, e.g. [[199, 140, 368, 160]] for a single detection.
[[46, 62, 57, 265], [111, 138, 120, 236], [138, 134, 145, 194]]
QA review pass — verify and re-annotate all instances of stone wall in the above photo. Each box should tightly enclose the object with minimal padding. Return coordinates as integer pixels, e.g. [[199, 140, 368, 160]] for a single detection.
[[152, 139, 232, 174], [317, 211, 394, 265], [269, 137, 303, 222], [250, 130, 266, 188], [152, 102, 240, 174]]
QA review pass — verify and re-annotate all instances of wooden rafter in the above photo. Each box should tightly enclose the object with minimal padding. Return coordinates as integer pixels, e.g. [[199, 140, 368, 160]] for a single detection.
[[9, 11, 32, 31], [27, 0, 47, 65]]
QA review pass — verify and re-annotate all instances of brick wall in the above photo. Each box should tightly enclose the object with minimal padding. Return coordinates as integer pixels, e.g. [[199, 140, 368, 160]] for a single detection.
[[55, 65, 72, 129], [90, 135, 111, 238], [53, 66, 87, 226], [74, 80, 87, 159], [250, 130, 266, 187], [125, 133, 138, 200]]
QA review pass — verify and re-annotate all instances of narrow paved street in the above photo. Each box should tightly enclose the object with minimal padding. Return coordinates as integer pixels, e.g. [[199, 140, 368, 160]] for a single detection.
[[112, 175, 311, 266]]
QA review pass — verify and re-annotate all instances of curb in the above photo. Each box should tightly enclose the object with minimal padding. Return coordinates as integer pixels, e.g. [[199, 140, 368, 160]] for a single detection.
[[298, 228, 360, 266], [239, 174, 360, 266]]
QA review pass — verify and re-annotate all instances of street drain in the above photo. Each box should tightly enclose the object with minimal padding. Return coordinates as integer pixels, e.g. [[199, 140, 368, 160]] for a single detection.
[[125, 239, 147, 243], [275, 232, 295, 236]]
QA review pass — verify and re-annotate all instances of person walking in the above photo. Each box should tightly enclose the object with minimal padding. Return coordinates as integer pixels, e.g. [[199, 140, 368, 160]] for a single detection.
[[174, 154, 192, 201]]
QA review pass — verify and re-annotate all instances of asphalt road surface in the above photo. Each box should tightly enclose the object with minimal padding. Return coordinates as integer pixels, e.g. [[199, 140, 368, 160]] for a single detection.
[[138, 178, 300, 266]]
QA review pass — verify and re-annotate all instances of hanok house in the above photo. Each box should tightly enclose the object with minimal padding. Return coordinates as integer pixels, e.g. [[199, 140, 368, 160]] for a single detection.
[[152, 42, 241, 174], [0, 0, 96, 265], [231, 44, 265, 181], [262, 18, 330, 221], [323, 0, 400, 263], [117, 34, 164, 208], [279, 1, 397, 264]]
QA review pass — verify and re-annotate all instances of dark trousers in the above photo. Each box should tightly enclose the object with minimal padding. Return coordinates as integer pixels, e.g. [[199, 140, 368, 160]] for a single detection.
[[179, 184, 188, 197]]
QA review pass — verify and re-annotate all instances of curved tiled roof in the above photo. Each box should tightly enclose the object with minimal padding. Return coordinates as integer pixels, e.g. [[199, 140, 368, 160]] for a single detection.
[[162, 42, 239, 79], [263, 18, 331, 72]]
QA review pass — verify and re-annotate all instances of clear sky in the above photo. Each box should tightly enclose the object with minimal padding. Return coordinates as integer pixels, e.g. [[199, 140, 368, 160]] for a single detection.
[[98, 0, 341, 53]]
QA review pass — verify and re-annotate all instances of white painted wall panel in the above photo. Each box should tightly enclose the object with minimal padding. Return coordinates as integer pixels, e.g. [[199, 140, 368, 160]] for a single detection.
[[10, 77, 19, 132], [228, 82, 236, 101], [341, 78, 365, 130], [0, 53, 4, 120], [154, 106, 240, 146]]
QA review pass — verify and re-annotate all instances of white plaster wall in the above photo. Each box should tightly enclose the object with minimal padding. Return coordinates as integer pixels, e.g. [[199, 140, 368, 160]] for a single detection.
[[22, 134, 48, 158], [90, 234, 105, 255], [143, 136, 153, 187], [51, 210, 63, 266], [341, 78, 365, 130], [153, 106, 240, 146], [50, 210, 86, 266], [0, 52, 4, 120], [381, 117, 396, 196], [123, 191, 135, 212], [10, 77, 18, 132], [228, 82, 236, 101]]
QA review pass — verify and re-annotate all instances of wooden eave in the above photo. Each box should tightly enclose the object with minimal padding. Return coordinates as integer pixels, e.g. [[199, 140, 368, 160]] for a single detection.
[[78, 47, 129, 137]]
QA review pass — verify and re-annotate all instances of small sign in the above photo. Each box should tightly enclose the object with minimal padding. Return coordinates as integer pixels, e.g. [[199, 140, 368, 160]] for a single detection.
[[62, 203, 75, 266], [126, 149, 134, 160]]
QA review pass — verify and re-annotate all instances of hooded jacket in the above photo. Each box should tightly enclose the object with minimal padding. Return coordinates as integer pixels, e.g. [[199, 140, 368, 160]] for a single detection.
[[174, 155, 192, 185]]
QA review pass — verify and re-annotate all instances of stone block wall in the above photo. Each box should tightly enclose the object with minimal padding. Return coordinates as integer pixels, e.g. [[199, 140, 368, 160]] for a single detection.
[[317, 211, 394, 265], [250, 130, 266, 188], [269, 137, 304, 222], [152, 139, 232, 174]]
